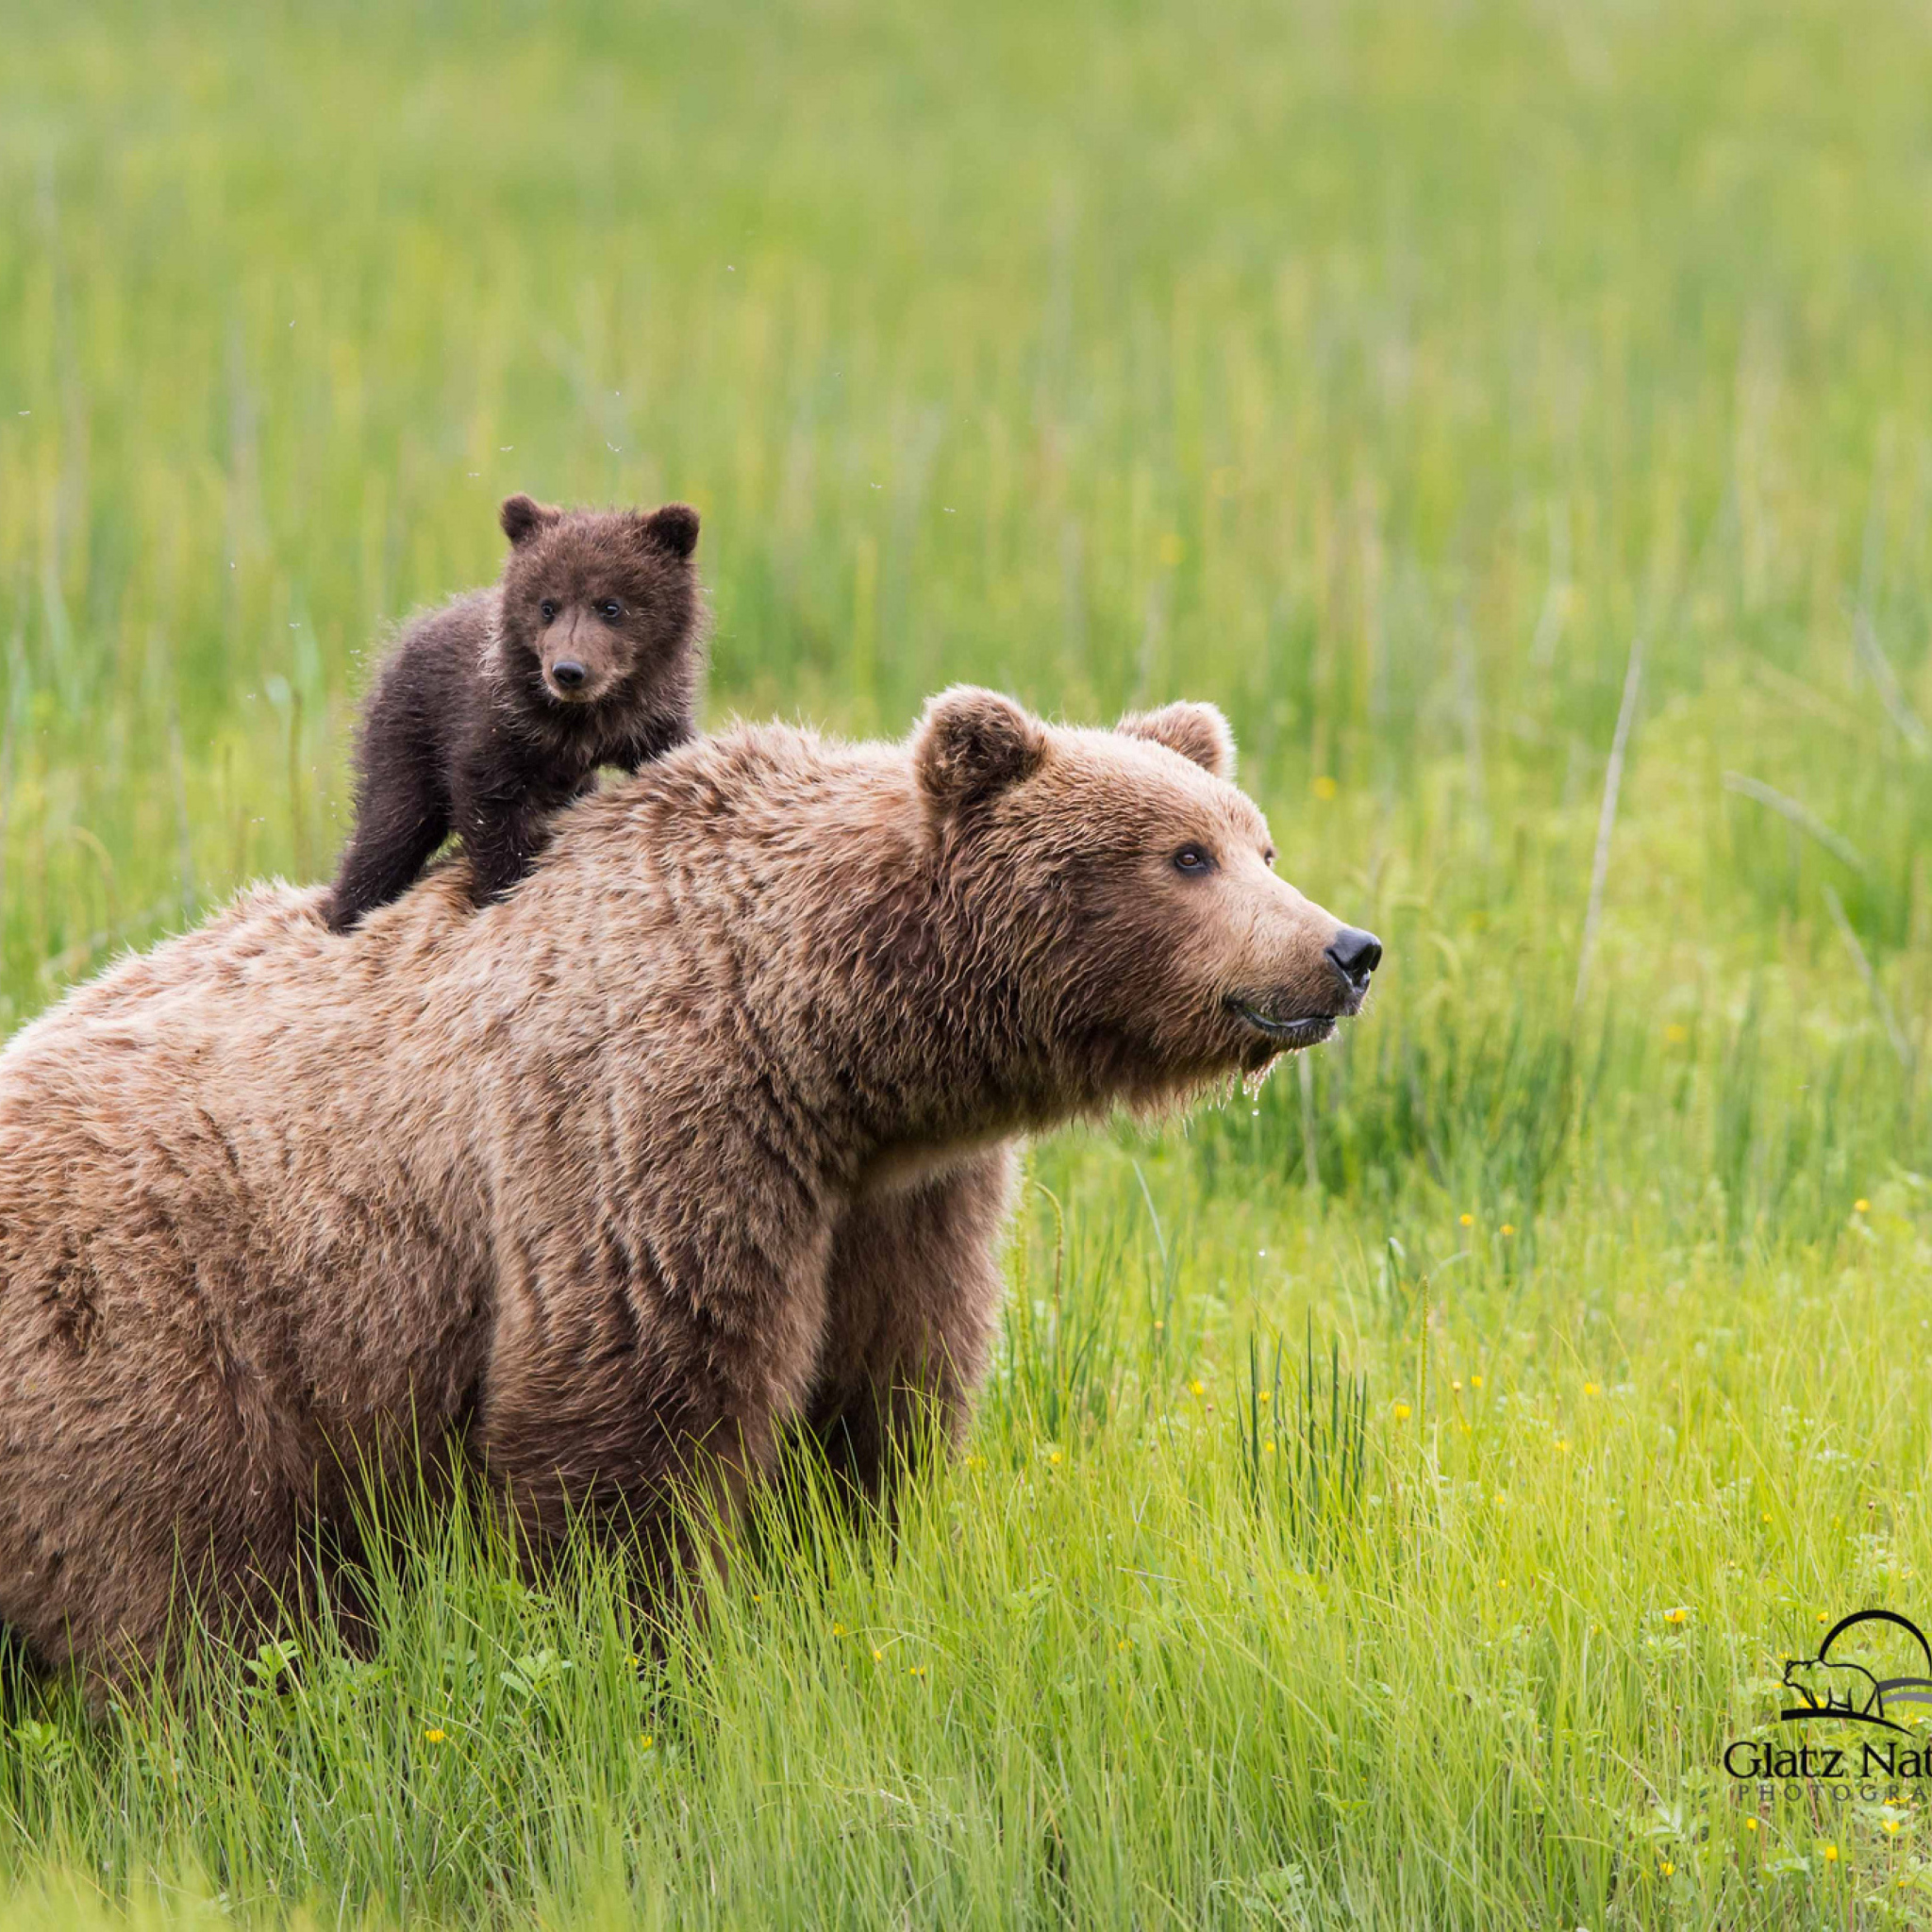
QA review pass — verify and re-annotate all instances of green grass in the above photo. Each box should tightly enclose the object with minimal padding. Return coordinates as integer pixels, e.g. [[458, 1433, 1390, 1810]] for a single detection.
[[4, 0, 1932, 1923]]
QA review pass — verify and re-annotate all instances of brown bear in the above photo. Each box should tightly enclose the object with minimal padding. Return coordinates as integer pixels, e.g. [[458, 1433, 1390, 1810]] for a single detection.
[[323, 493, 705, 933], [0, 690, 1380, 1689]]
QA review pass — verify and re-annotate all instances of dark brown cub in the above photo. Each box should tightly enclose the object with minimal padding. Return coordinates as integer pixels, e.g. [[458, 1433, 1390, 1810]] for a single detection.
[[324, 494, 705, 932]]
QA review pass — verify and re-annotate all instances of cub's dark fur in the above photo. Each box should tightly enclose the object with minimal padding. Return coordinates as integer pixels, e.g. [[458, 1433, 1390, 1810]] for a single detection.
[[324, 494, 704, 931]]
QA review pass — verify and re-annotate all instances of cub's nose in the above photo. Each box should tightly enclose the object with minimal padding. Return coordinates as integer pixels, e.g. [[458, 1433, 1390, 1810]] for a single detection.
[[551, 660, 587, 690], [1324, 925, 1383, 990]]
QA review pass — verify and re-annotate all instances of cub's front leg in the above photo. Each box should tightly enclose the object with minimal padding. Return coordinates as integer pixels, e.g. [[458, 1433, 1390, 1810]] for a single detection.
[[806, 1147, 1018, 1511], [455, 772, 568, 908]]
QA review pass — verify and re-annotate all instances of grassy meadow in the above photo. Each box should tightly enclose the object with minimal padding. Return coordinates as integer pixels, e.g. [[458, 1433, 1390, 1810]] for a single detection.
[[5, 0, 1932, 1922]]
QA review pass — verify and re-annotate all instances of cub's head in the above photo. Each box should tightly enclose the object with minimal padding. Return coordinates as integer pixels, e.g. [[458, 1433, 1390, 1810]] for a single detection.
[[495, 494, 704, 717], [913, 687, 1381, 1103]]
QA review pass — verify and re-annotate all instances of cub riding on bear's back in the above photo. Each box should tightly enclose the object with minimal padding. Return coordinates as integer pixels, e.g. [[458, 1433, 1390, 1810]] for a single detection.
[[325, 492, 706, 931], [0, 688, 1380, 1690]]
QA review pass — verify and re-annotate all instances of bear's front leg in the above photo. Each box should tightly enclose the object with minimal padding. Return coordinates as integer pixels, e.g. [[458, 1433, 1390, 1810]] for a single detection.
[[806, 1147, 1018, 1514], [472, 1213, 833, 1618], [458, 787, 564, 908], [450, 719, 588, 909]]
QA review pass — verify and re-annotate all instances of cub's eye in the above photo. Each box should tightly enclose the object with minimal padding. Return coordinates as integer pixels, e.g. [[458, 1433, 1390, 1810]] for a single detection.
[[1172, 845, 1215, 876], [539, 599, 558, 624], [599, 600, 624, 622], [1262, 846, 1277, 868]]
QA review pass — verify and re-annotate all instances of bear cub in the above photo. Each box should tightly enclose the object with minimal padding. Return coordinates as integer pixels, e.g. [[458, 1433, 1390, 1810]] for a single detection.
[[324, 493, 705, 932]]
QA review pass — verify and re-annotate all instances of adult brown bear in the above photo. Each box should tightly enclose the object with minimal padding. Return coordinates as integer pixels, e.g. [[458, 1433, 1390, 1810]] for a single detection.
[[0, 690, 1379, 1689]]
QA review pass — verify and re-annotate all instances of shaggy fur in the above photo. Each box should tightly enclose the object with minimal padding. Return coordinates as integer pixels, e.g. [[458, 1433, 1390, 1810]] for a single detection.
[[324, 494, 705, 931], [0, 691, 1377, 1688]]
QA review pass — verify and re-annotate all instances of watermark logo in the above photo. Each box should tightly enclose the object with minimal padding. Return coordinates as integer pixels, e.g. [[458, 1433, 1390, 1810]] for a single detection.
[[1724, 1609, 1932, 1789], [1779, 1611, 1932, 1737]]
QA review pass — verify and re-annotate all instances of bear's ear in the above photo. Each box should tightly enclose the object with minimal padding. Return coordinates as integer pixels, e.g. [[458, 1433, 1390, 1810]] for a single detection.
[[914, 686, 1046, 816], [500, 493, 563, 547], [1116, 701, 1236, 780], [636, 503, 700, 560]]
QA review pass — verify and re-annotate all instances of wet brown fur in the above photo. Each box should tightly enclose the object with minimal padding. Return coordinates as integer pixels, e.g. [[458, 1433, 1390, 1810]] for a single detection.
[[324, 494, 705, 931], [0, 691, 1371, 1688]]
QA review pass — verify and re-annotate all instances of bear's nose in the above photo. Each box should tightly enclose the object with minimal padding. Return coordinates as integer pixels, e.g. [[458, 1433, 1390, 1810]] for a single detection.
[[1324, 926, 1383, 990], [551, 660, 587, 690]]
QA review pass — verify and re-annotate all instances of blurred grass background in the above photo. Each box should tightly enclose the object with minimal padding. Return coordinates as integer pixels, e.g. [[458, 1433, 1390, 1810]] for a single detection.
[[3, 0, 1932, 1924]]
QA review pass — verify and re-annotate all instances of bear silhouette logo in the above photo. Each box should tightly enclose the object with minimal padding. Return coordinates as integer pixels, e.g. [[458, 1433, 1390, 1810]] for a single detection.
[[1782, 1657, 1880, 1717], [1779, 1610, 1932, 1735]]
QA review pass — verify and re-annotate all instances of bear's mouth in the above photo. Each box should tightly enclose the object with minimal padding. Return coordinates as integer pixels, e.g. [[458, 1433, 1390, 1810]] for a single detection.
[[1224, 1000, 1341, 1049], [541, 671, 614, 706]]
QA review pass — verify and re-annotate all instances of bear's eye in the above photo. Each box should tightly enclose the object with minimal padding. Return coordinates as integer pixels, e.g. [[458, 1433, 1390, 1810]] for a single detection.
[[599, 600, 625, 622], [1262, 846, 1276, 868], [539, 599, 558, 625], [1172, 845, 1215, 876]]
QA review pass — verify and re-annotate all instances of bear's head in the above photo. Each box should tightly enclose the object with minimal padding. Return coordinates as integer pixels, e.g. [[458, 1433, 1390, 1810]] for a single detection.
[[912, 687, 1381, 1108], [495, 494, 704, 715]]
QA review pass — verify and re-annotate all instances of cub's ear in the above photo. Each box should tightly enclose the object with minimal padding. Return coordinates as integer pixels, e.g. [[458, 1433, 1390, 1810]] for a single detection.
[[638, 502, 701, 559], [1116, 701, 1236, 781], [914, 686, 1046, 816], [500, 493, 563, 547]]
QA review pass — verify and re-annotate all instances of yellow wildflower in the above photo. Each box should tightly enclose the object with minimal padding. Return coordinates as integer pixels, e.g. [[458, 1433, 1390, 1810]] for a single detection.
[[1459, 1213, 1474, 1227], [1311, 774, 1338, 802], [423, 1728, 446, 1744], [1856, 1198, 1870, 1213], [1392, 1402, 1411, 1420]]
